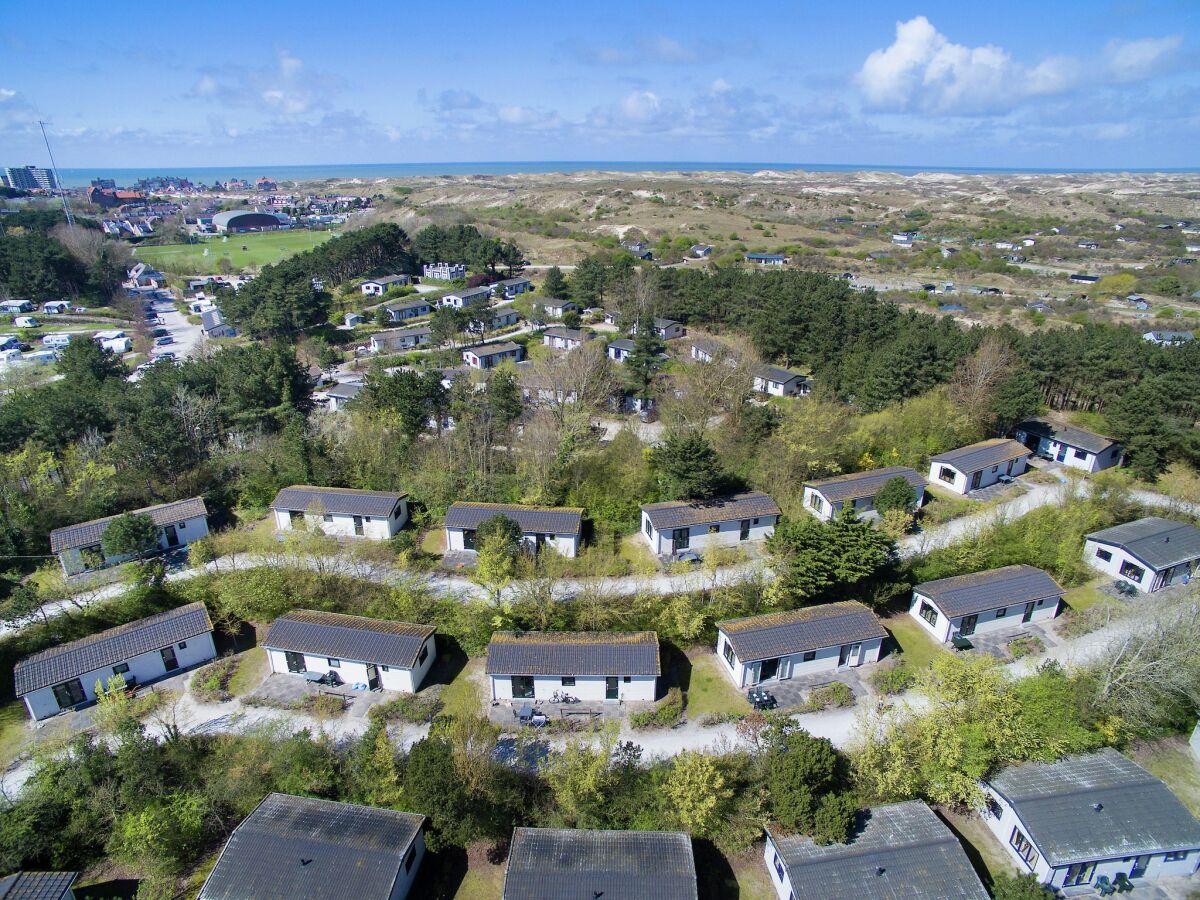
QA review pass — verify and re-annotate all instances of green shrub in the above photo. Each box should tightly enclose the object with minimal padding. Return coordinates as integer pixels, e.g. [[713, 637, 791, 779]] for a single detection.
[[188, 536, 216, 568], [868, 664, 916, 696], [630, 686, 684, 729], [1008, 635, 1046, 659], [796, 681, 854, 713], [367, 693, 444, 724], [189, 656, 239, 703]]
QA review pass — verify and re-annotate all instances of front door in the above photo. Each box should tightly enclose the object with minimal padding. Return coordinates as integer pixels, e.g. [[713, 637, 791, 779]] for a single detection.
[[758, 658, 780, 682], [365, 663, 380, 691], [463, 529, 477, 550], [970, 470, 983, 490], [1022, 602, 1035, 623], [1130, 856, 1151, 879], [960, 614, 978, 637], [1055, 444, 1067, 462], [163, 524, 179, 547], [672, 528, 690, 552], [605, 677, 619, 700], [838, 643, 862, 668], [284, 651, 307, 674], [1063, 862, 1095, 887], [352, 515, 364, 536], [739, 519, 751, 541], [161, 645, 179, 671], [52, 678, 86, 709], [511, 676, 534, 699]]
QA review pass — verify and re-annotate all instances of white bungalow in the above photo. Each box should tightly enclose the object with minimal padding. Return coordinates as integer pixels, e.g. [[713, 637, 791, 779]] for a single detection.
[[541, 299, 578, 319], [751, 364, 810, 397], [441, 285, 493, 308], [909, 565, 1062, 645], [927, 438, 1031, 495], [264, 609, 435, 693], [639, 492, 781, 557], [443, 501, 582, 557], [1013, 417, 1123, 472], [716, 601, 885, 689], [802, 467, 926, 521], [462, 340, 523, 369], [607, 338, 635, 362], [360, 274, 410, 296], [49, 497, 210, 576], [368, 327, 432, 353], [270, 486, 408, 540], [1084, 517, 1200, 593], [980, 749, 1200, 891], [15, 602, 217, 720], [629, 317, 685, 340], [542, 327, 590, 351], [485, 631, 659, 703], [383, 298, 433, 321]]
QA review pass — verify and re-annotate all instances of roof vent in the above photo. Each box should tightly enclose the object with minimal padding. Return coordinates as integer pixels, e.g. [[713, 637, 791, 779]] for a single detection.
[[300, 858, 313, 866], [876, 866, 886, 876], [1092, 802, 1103, 812]]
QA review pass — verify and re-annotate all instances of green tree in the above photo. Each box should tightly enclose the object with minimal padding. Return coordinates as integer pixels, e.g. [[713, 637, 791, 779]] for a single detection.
[[874, 475, 918, 514], [654, 430, 723, 500], [561, 309, 583, 330], [345, 720, 405, 808], [991, 873, 1055, 899], [543, 265, 569, 299], [1105, 379, 1173, 480], [374, 305, 392, 328], [661, 751, 733, 838], [766, 511, 897, 605], [988, 370, 1041, 435], [767, 729, 857, 843], [474, 514, 524, 593], [486, 367, 524, 427], [571, 256, 607, 304], [100, 512, 160, 559], [402, 736, 488, 850], [625, 308, 665, 402], [430, 304, 466, 347]]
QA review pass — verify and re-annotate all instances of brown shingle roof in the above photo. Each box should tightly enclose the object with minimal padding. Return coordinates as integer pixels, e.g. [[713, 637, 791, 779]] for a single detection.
[[485, 631, 661, 676]]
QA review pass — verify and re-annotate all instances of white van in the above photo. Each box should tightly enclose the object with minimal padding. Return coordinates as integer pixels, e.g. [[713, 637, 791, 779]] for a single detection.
[[42, 334, 74, 349], [14, 316, 39, 328]]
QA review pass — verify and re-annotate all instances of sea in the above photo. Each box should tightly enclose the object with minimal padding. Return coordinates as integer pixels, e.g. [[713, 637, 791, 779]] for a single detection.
[[52, 161, 1199, 188]]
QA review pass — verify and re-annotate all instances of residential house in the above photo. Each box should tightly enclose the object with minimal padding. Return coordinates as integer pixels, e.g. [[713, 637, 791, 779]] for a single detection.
[[540, 299, 578, 319], [443, 501, 582, 556], [752, 364, 810, 397], [1084, 517, 1200, 593], [1143, 330, 1194, 346], [264, 610, 436, 693], [368, 326, 432, 354], [802, 467, 926, 521], [442, 285, 493, 308], [690, 244, 713, 258], [200, 308, 235, 339], [515, 363, 578, 407], [745, 252, 786, 265], [270, 486, 408, 540], [981, 749, 1200, 890], [542, 327, 590, 351], [940, 246, 960, 258], [360, 274, 411, 296], [909, 565, 1062, 645], [494, 276, 532, 298], [198, 793, 427, 900], [602, 309, 621, 326], [49, 497, 210, 576], [606, 338, 635, 362], [639, 491, 781, 557], [485, 631, 660, 703], [995, 240, 1016, 250], [892, 232, 916, 247], [343, 312, 364, 327], [927, 438, 1031, 495], [423, 262, 466, 281], [15, 602, 217, 721], [1069, 273, 1101, 284], [1025, 302, 1053, 313], [939, 303, 967, 313], [462, 340, 523, 369], [383, 298, 433, 322], [0, 872, 77, 899], [480, 307, 519, 330], [765, 801, 988, 900], [621, 240, 653, 260], [323, 381, 362, 412], [42, 301, 70, 314], [630, 317, 684, 340], [1078, 239, 1100, 250], [716, 601, 886, 689], [689, 337, 723, 363], [502, 828, 697, 900], [1013, 417, 1123, 472]]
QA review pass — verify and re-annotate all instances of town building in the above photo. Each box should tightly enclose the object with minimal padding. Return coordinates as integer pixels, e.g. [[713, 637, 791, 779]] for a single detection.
[[15, 602, 217, 720], [270, 486, 409, 540], [201, 308, 235, 339], [717, 601, 886, 689], [802, 467, 926, 521], [49, 497, 210, 576], [462, 341, 523, 369], [1084, 517, 1200, 593], [639, 492, 781, 557], [909, 565, 1062, 645], [485, 631, 660, 703], [422, 262, 467, 280], [927, 438, 1031, 495], [4, 165, 57, 191], [211, 210, 285, 233], [264, 610, 436, 693], [981, 749, 1200, 890], [443, 502, 582, 557], [1013, 417, 1123, 473], [198, 793, 426, 900]]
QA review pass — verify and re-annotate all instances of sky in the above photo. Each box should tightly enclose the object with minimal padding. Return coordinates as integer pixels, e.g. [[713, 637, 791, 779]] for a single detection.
[[1, 0, 1197, 170]]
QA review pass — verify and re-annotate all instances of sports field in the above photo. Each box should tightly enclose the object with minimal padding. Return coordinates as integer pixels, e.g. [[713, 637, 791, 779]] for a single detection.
[[132, 230, 334, 274]]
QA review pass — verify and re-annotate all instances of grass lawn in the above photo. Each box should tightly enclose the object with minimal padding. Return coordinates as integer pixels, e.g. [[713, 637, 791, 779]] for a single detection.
[[1127, 736, 1200, 817], [133, 230, 333, 274], [685, 652, 747, 719], [920, 487, 978, 527], [727, 850, 776, 900], [420, 528, 446, 556], [226, 646, 268, 698], [453, 860, 505, 900], [882, 612, 947, 671], [440, 658, 484, 719], [937, 806, 1017, 884], [618, 533, 658, 575], [1062, 579, 1111, 613], [0, 699, 30, 767]]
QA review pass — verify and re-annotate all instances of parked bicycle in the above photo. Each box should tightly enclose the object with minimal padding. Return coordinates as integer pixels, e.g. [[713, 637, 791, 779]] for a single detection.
[[549, 691, 580, 704]]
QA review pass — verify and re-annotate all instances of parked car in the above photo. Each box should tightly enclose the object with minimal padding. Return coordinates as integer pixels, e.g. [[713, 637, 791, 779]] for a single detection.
[[155, 351, 177, 361], [154, 335, 174, 346], [151, 327, 169, 338]]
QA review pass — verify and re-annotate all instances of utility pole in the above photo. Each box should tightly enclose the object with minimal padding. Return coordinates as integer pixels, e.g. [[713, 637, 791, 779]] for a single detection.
[[38, 120, 75, 228]]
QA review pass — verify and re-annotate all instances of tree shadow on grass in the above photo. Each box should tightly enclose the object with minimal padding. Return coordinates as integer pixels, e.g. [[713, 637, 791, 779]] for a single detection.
[[694, 838, 740, 899]]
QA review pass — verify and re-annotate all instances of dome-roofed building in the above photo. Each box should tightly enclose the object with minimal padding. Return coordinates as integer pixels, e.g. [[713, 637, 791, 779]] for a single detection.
[[213, 210, 286, 233]]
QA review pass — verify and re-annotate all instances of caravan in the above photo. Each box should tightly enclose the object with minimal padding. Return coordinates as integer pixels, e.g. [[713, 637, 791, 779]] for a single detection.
[[42, 334, 75, 349]]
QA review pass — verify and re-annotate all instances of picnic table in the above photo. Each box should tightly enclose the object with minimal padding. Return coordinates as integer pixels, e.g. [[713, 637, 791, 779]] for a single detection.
[[951, 636, 974, 651], [748, 688, 777, 710]]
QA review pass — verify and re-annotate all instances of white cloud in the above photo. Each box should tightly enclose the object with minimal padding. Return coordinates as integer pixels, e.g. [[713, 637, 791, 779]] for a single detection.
[[1105, 36, 1181, 82], [188, 49, 334, 116], [619, 90, 662, 122]]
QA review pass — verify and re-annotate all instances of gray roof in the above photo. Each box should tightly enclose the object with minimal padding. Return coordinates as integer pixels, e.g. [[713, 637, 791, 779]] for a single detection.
[[325, 381, 362, 400], [270, 485, 406, 518], [1016, 417, 1118, 454], [1145, 330, 1193, 341], [544, 327, 588, 341], [49, 497, 208, 553], [1087, 516, 1200, 571], [806, 467, 926, 504], [451, 285, 493, 299], [0, 872, 77, 900], [641, 492, 781, 531], [467, 341, 521, 357], [914, 565, 1063, 618], [373, 325, 431, 340], [768, 802, 988, 899], [608, 338, 635, 352], [444, 502, 582, 536], [753, 363, 807, 385], [198, 793, 425, 900], [264, 610, 433, 669], [14, 602, 213, 696], [653, 317, 679, 329], [485, 631, 661, 676], [502, 828, 697, 900], [930, 439, 1031, 474], [986, 748, 1200, 866], [718, 601, 886, 663], [384, 298, 430, 312]]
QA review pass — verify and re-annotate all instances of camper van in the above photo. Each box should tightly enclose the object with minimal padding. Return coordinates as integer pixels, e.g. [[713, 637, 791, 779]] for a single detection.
[[42, 334, 75, 349], [14, 316, 39, 329], [101, 337, 132, 354]]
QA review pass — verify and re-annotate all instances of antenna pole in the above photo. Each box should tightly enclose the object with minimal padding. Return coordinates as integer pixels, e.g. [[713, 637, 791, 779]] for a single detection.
[[38, 120, 75, 228]]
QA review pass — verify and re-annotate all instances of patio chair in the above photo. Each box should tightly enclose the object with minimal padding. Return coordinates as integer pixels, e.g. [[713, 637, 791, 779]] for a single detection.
[[1113, 873, 1133, 893], [1095, 875, 1115, 896]]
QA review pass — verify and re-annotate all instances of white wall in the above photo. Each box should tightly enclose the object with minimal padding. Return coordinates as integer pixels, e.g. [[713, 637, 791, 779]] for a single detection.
[[389, 832, 426, 900], [802, 486, 924, 521], [716, 631, 883, 689], [266, 635, 435, 693], [59, 514, 210, 576], [444, 526, 579, 558], [489, 673, 656, 702], [272, 501, 408, 540], [22, 631, 217, 720], [1017, 431, 1122, 473], [1082, 539, 1198, 593], [908, 591, 1059, 645], [928, 456, 1029, 495], [763, 835, 796, 900], [640, 512, 776, 556]]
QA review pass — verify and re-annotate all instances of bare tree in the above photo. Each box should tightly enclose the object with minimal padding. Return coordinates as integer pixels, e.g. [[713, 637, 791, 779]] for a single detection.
[[947, 335, 1017, 427], [530, 340, 620, 427]]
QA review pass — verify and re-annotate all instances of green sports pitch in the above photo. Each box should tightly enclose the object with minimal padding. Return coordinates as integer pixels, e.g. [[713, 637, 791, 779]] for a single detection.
[[132, 230, 335, 274]]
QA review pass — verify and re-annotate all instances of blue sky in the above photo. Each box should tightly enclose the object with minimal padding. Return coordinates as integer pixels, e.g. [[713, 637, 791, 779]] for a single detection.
[[2, 0, 1197, 168]]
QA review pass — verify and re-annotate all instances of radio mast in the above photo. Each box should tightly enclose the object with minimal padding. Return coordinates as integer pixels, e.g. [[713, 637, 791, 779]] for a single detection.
[[38, 120, 75, 228]]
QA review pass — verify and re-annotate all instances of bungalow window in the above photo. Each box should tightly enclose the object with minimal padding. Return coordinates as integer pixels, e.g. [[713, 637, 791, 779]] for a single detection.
[[289, 510, 303, 525], [1009, 828, 1039, 869], [327, 658, 341, 668], [393, 506, 403, 520], [623, 676, 631, 683], [1095, 548, 1113, 562], [644, 517, 652, 537], [919, 602, 939, 627], [996, 608, 1007, 618], [938, 466, 957, 484], [1073, 448, 1088, 460], [561, 677, 575, 687], [802, 651, 816, 662], [708, 524, 719, 535], [722, 640, 735, 668], [178, 641, 187, 649], [1119, 561, 1146, 582], [381, 665, 389, 672], [1165, 851, 1189, 862], [773, 850, 785, 881], [113, 662, 130, 675], [404, 844, 417, 873], [991, 465, 999, 473], [322, 514, 333, 522], [808, 493, 823, 512], [417, 644, 429, 666]]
